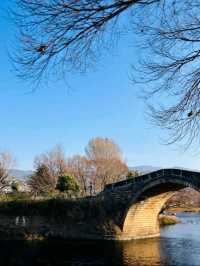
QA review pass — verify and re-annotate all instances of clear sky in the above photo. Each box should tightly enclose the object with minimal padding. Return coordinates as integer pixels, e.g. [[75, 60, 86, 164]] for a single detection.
[[0, 1, 200, 170]]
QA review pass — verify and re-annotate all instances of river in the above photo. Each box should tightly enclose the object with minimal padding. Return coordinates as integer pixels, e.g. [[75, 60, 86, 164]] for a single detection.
[[0, 212, 200, 265]]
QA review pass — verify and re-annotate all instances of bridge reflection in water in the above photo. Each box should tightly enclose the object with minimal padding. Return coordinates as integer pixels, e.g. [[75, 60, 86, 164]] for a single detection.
[[121, 238, 161, 266], [0, 239, 164, 265]]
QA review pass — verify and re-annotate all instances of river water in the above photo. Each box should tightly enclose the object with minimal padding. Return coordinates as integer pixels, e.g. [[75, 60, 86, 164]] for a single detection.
[[0, 213, 200, 266]]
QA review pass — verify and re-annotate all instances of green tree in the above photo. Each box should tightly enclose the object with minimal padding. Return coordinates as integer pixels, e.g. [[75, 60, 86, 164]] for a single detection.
[[126, 171, 140, 179], [29, 164, 56, 196], [56, 174, 80, 197]]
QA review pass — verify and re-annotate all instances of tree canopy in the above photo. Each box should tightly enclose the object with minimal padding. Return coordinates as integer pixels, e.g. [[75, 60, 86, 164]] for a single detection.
[[56, 174, 80, 196], [29, 164, 56, 195]]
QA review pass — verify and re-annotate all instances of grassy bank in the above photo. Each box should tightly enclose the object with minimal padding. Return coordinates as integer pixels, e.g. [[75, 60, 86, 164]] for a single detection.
[[159, 215, 180, 226]]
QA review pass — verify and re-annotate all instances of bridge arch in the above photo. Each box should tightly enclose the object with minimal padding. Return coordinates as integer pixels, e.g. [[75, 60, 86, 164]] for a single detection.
[[105, 169, 200, 240]]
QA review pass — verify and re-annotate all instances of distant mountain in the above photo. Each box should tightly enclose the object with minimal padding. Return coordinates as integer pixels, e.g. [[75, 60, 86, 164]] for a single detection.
[[172, 166, 200, 172], [9, 169, 33, 180], [130, 165, 161, 174], [9, 165, 199, 181], [130, 165, 199, 174]]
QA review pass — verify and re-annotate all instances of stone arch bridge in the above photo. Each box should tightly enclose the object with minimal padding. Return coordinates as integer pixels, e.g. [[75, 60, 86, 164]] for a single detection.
[[100, 168, 200, 240], [1, 168, 200, 241]]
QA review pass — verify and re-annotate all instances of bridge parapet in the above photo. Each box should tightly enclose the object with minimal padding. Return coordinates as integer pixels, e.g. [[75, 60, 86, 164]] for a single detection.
[[104, 168, 200, 192]]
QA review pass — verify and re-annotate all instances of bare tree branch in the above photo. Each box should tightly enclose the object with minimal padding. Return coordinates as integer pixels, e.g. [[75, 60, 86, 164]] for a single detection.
[[85, 137, 128, 192], [132, 0, 200, 148], [34, 145, 68, 178], [12, 0, 159, 83], [0, 151, 16, 192], [13, 0, 200, 149]]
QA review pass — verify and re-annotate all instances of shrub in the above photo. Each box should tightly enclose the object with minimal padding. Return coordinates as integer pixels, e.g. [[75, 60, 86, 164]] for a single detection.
[[56, 174, 80, 197]]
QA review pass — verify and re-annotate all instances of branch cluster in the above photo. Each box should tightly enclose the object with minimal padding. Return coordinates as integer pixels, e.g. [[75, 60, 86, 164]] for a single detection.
[[133, 0, 200, 147], [13, 0, 158, 82]]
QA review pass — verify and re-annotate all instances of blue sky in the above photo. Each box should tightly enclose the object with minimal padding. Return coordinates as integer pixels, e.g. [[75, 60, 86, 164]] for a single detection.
[[0, 1, 200, 170]]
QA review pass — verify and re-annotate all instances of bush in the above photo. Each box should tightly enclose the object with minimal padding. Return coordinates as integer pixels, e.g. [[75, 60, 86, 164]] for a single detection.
[[56, 174, 80, 197]]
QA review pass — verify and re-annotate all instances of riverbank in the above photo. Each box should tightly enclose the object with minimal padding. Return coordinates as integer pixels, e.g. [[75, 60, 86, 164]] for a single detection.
[[167, 207, 200, 213], [0, 194, 196, 240], [159, 214, 180, 226], [0, 196, 130, 241]]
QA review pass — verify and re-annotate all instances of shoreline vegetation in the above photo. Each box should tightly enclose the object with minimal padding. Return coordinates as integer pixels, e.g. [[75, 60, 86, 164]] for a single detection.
[[159, 214, 181, 226], [0, 194, 199, 216], [160, 207, 200, 226], [0, 195, 198, 240]]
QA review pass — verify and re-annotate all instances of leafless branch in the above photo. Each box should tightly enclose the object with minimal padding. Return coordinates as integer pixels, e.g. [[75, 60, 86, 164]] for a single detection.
[[12, 0, 159, 83], [132, 0, 200, 148]]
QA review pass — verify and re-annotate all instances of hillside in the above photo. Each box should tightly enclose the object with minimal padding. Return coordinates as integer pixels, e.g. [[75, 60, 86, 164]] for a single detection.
[[9, 169, 33, 180], [167, 188, 200, 209]]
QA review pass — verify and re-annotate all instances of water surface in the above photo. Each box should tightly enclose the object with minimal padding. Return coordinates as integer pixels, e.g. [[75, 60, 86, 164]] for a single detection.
[[1, 212, 200, 266]]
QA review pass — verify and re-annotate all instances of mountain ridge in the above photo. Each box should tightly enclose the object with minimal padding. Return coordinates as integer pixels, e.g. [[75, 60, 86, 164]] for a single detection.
[[131, 165, 200, 174], [9, 169, 33, 180], [9, 165, 200, 180]]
